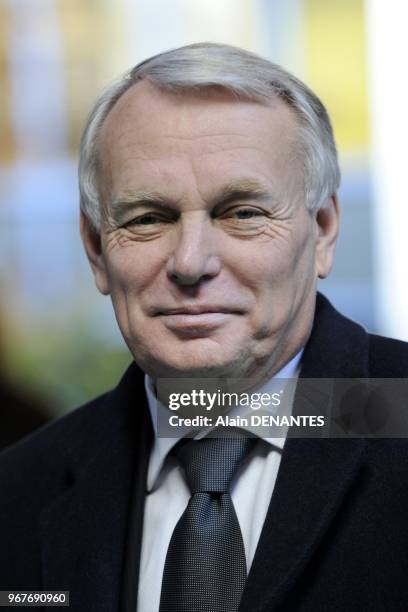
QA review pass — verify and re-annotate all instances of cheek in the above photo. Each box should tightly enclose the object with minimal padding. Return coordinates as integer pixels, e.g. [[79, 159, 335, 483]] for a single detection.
[[102, 255, 152, 343], [240, 232, 315, 324], [104, 242, 164, 298], [238, 243, 297, 297]]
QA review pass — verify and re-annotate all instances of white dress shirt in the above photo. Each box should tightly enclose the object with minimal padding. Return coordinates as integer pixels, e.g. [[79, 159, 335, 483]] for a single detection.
[[137, 353, 302, 612]]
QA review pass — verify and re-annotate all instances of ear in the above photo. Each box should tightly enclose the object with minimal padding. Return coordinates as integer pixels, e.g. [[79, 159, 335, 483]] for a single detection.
[[80, 211, 110, 295], [315, 194, 340, 279]]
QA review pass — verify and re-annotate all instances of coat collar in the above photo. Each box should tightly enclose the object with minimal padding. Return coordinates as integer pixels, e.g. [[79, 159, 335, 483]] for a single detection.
[[239, 293, 369, 611], [299, 292, 369, 379]]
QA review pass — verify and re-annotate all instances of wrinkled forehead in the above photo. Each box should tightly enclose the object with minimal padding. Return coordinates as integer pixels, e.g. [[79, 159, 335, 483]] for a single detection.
[[96, 80, 303, 205], [98, 79, 300, 154]]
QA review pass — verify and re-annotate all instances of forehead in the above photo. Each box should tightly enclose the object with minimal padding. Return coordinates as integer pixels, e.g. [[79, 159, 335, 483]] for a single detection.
[[97, 80, 300, 198]]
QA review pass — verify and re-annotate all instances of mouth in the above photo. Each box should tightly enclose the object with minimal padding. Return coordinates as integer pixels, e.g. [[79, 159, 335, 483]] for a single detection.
[[155, 306, 243, 336], [156, 305, 241, 316]]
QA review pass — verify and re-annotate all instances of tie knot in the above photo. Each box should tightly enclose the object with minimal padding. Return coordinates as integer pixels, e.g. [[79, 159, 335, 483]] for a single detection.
[[174, 433, 256, 494]]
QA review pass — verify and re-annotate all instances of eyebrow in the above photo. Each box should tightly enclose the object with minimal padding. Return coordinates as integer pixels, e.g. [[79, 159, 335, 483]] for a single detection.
[[108, 179, 274, 223], [213, 180, 274, 208], [108, 192, 173, 223]]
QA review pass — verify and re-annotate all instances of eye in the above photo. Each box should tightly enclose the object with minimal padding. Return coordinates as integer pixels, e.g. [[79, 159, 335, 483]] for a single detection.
[[234, 209, 262, 219], [224, 207, 264, 220], [126, 213, 166, 226]]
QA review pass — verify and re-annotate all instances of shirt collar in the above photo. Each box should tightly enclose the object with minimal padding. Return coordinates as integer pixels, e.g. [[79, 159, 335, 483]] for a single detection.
[[145, 350, 302, 491]]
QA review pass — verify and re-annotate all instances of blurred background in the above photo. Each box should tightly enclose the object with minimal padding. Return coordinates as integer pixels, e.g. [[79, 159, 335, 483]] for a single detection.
[[1, 0, 407, 442]]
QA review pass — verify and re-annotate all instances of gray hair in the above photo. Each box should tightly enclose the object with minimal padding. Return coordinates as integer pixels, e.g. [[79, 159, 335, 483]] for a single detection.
[[79, 42, 340, 231]]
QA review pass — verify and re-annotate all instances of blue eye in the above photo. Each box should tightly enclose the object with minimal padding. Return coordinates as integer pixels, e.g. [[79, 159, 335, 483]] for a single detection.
[[129, 214, 162, 226], [233, 209, 262, 219]]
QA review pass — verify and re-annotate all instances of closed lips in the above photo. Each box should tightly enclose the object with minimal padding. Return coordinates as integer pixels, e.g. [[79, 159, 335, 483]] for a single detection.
[[157, 306, 241, 315]]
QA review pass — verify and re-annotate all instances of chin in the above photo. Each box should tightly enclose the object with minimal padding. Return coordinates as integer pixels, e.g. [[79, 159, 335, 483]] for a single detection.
[[135, 340, 250, 380]]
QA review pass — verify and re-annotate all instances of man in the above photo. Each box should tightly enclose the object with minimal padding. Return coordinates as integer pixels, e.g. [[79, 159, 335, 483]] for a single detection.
[[1, 43, 408, 611]]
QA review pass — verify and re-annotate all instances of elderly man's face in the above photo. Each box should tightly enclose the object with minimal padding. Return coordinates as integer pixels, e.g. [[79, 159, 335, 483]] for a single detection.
[[82, 82, 338, 382]]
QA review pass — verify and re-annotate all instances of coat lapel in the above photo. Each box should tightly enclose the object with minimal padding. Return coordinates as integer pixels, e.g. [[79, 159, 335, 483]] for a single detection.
[[239, 293, 369, 611], [240, 437, 367, 611], [40, 365, 152, 612]]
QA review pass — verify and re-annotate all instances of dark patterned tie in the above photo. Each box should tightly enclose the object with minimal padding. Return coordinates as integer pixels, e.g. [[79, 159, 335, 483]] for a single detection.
[[159, 434, 256, 612]]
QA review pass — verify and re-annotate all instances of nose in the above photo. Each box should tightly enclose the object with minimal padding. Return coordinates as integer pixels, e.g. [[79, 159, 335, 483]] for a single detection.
[[166, 212, 221, 286]]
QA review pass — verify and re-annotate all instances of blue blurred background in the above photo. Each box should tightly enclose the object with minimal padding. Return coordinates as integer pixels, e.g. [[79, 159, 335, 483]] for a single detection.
[[0, 0, 406, 419]]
